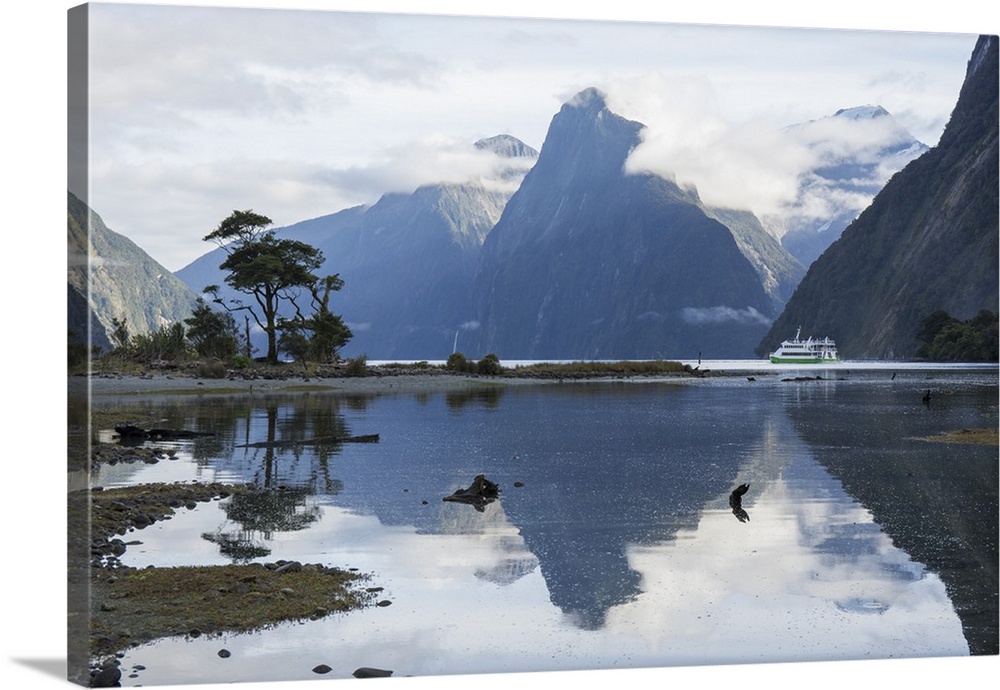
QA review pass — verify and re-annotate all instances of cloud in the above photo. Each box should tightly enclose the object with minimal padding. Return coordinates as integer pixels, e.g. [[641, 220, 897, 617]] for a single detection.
[[319, 135, 536, 198], [606, 75, 814, 220], [88, 156, 366, 271], [680, 306, 771, 326], [606, 75, 926, 230], [89, 5, 443, 118]]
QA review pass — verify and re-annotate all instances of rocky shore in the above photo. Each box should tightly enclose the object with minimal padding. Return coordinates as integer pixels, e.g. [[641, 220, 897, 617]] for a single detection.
[[84, 482, 379, 685]]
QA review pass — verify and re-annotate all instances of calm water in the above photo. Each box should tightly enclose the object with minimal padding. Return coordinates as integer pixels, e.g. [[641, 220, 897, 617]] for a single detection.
[[87, 365, 998, 685]]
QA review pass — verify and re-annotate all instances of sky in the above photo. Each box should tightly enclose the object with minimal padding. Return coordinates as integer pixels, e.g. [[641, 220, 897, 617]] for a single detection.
[[71, 1, 992, 271]]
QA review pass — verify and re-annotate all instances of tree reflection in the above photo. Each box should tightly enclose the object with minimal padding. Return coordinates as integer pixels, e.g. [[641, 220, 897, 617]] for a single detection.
[[202, 486, 322, 562], [445, 387, 504, 411]]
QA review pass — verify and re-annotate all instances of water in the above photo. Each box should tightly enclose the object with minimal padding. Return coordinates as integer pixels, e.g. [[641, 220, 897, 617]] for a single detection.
[[87, 365, 998, 685]]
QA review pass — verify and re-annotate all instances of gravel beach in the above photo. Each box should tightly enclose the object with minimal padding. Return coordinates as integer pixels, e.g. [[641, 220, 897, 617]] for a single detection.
[[83, 369, 539, 397]]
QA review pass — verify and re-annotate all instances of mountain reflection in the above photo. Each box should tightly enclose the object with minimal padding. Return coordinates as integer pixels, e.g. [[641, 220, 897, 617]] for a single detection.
[[782, 373, 998, 655]]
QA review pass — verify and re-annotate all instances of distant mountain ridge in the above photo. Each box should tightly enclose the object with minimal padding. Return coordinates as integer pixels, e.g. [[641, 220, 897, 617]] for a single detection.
[[759, 35, 999, 359], [68, 191, 199, 352], [177, 137, 538, 359]]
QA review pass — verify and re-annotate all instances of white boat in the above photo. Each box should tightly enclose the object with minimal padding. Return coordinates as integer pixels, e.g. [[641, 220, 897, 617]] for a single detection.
[[769, 327, 839, 364]]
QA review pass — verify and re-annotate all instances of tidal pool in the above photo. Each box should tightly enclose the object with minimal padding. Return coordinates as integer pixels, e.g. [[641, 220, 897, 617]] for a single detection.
[[87, 365, 998, 685]]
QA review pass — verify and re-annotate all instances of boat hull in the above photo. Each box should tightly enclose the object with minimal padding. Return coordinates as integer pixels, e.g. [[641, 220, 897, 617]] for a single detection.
[[769, 355, 840, 364]]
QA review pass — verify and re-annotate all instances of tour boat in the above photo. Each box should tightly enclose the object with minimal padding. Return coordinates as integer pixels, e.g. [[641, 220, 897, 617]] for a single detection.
[[769, 327, 839, 364]]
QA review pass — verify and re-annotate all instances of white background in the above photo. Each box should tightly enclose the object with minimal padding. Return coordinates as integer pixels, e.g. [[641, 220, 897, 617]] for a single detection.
[[3, 2, 997, 689]]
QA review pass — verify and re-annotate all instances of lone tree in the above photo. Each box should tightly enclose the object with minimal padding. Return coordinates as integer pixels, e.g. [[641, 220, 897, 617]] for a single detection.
[[204, 209, 346, 364]]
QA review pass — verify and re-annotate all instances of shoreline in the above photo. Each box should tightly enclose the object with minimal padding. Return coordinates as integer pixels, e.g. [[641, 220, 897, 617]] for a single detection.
[[82, 370, 555, 396], [79, 364, 712, 397]]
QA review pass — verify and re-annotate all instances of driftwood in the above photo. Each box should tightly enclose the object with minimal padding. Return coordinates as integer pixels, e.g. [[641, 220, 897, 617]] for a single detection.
[[442, 474, 501, 512], [115, 425, 214, 442], [234, 434, 380, 449]]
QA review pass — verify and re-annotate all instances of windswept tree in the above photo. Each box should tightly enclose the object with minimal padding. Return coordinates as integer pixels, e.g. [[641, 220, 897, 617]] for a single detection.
[[289, 274, 353, 363], [204, 209, 343, 364]]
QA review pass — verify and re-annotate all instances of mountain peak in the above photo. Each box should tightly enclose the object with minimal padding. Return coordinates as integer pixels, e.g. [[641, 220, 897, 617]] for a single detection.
[[565, 87, 608, 110], [474, 134, 539, 159], [833, 105, 891, 120]]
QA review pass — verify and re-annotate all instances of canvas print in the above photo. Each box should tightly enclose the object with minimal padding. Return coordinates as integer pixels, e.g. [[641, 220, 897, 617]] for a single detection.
[[67, 3, 998, 687]]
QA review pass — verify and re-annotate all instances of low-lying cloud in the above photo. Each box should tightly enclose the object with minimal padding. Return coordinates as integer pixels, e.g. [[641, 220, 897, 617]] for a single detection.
[[680, 306, 772, 326], [605, 76, 925, 232], [320, 135, 535, 198]]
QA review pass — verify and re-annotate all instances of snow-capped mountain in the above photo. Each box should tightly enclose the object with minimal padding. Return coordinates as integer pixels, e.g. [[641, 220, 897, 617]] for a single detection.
[[778, 105, 929, 265]]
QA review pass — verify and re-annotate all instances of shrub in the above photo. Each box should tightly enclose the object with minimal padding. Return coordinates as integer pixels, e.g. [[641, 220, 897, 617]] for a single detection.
[[477, 353, 503, 376], [230, 354, 253, 370], [130, 323, 189, 363], [446, 352, 475, 373], [195, 359, 228, 379], [185, 298, 241, 359], [345, 354, 369, 377]]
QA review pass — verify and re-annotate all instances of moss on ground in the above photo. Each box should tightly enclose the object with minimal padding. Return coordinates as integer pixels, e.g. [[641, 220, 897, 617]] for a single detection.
[[920, 426, 999, 445], [90, 562, 375, 658], [87, 483, 377, 660]]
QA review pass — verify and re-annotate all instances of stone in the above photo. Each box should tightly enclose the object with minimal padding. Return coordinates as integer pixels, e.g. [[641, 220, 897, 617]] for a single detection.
[[274, 560, 303, 574], [91, 664, 122, 687]]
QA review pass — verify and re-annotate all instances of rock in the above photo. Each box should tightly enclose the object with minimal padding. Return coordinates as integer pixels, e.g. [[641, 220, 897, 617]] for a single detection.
[[442, 474, 501, 512], [274, 560, 303, 574], [90, 664, 122, 687], [312, 664, 333, 674], [218, 649, 231, 658], [132, 513, 152, 528], [376, 600, 392, 607], [353, 667, 393, 678]]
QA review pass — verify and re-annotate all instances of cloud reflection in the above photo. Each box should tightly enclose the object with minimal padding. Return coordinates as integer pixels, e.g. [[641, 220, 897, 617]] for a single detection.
[[605, 468, 967, 663]]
